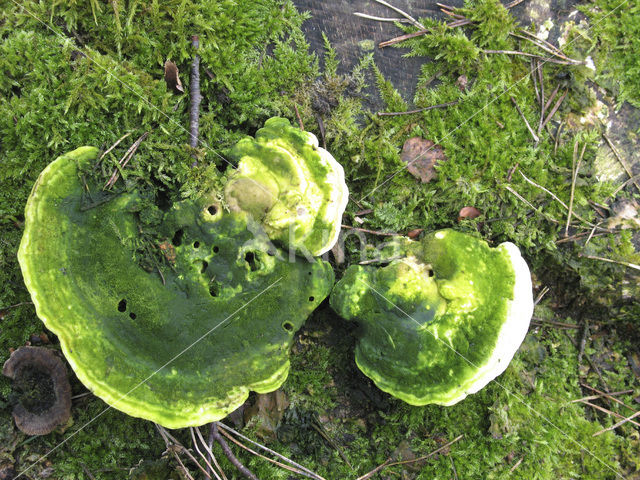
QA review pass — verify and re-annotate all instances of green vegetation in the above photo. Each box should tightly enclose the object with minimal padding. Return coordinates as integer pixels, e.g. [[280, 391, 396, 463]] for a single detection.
[[579, 0, 640, 108], [1, 0, 639, 478]]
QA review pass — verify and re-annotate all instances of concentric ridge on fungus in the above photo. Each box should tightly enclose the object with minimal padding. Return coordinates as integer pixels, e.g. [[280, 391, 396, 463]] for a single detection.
[[18, 146, 334, 428]]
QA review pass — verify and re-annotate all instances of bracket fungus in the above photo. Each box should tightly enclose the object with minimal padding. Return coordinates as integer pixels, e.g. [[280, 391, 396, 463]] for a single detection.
[[18, 146, 334, 428], [330, 229, 533, 406], [2, 346, 72, 435], [224, 117, 349, 256]]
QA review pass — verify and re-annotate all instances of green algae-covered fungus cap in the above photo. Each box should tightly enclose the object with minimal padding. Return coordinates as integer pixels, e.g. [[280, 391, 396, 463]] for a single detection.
[[224, 117, 349, 256], [330, 229, 533, 406], [18, 146, 334, 428]]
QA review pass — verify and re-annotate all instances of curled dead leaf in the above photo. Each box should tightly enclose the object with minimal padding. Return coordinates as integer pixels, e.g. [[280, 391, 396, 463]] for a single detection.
[[407, 228, 424, 239], [458, 206, 481, 221], [401, 137, 447, 183], [164, 60, 184, 93]]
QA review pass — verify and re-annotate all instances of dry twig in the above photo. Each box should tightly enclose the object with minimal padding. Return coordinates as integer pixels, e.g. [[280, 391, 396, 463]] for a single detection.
[[579, 254, 640, 271], [565, 140, 587, 236], [104, 131, 149, 189], [510, 96, 539, 142], [379, 28, 429, 48], [357, 434, 464, 480], [341, 224, 400, 236], [217, 423, 325, 480], [372, 0, 425, 29], [603, 133, 639, 192], [189, 36, 202, 162], [377, 100, 459, 116]]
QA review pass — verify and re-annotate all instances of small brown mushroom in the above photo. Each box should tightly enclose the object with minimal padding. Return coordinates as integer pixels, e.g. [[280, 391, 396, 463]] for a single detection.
[[2, 347, 72, 435]]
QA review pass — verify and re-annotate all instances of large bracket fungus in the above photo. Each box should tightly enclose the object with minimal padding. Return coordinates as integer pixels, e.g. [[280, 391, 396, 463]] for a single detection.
[[330, 229, 533, 406], [224, 117, 349, 256], [18, 146, 334, 428]]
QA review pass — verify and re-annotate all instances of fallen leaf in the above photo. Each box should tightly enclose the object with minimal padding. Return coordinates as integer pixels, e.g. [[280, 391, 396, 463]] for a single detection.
[[458, 206, 481, 221], [401, 137, 447, 183], [407, 228, 424, 239], [163, 60, 184, 93], [456, 74, 468, 91]]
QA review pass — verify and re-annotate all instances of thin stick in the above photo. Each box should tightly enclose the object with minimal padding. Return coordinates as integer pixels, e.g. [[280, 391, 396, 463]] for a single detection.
[[218, 428, 317, 480], [510, 32, 581, 64], [372, 0, 425, 29], [98, 131, 132, 162], [503, 184, 560, 224], [217, 423, 325, 480], [510, 96, 539, 142], [360, 255, 404, 265], [160, 427, 215, 479], [543, 84, 560, 115], [505, 0, 526, 7], [584, 224, 598, 246], [189, 35, 202, 163], [198, 427, 228, 480], [210, 423, 259, 480], [612, 173, 640, 197], [571, 389, 634, 404], [540, 90, 568, 130], [293, 104, 305, 131], [448, 19, 473, 28], [341, 224, 400, 236], [531, 318, 580, 329], [0, 301, 33, 311], [537, 60, 545, 137], [579, 401, 640, 428], [357, 436, 464, 480], [517, 29, 577, 60], [554, 120, 564, 155], [483, 50, 577, 65], [377, 100, 459, 116], [580, 384, 639, 412], [156, 425, 203, 480], [533, 286, 549, 305], [531, 59, 540, 105], [450, 456, 459, 480], [189, 428, 222, 480], [383, 434, 464, 468], [577, 319, 589, 366], [356, 459, 391, 480], [565, 140, 586, 236], [81, 464, 97, 480], [603, 133, 640, 192], [207, 424, 226, 480], [579, 254, 640, 271], [509, 457, 523, 473], [353, 12, 411, 23], [104, 131, 149, 189], [379, 28, 429, 48], [518, 170, 604, 229], [593, 410, 640, 436]]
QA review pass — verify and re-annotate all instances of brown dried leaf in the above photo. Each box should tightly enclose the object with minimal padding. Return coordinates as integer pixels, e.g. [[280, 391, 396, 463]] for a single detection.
[[164, 60, 184, 93], [401, 137, 447, 183], [407, 228, 424, 239], [458, 206, 482, 221]]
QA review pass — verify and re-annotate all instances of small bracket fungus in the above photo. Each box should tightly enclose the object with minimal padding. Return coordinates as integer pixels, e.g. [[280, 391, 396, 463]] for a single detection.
[[2, 347, 72, 435], [224, 117, 349, 256], [330, 229, 533, 406], [18, 147, 334, 428]]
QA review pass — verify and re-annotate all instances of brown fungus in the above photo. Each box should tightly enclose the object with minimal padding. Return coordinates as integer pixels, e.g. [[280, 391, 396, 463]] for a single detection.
[[2, 346, 72, 435]]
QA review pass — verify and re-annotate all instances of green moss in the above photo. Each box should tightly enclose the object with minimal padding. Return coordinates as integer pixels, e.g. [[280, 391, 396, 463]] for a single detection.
[[579, 0, 640, 108], [1, 0, 639, 477]]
